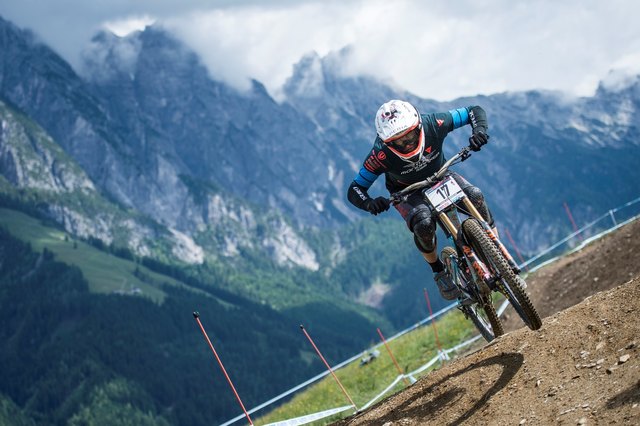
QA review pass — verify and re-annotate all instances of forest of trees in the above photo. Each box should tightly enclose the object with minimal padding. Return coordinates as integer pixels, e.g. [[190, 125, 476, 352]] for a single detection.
[[0, 227, 379, 424]]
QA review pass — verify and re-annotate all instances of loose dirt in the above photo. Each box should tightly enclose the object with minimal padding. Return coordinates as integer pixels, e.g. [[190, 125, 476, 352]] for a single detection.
[[334, 218, 640, 425]]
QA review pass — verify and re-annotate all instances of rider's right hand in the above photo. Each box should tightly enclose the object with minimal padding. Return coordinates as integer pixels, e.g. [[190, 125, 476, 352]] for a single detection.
[[364, 196, 391, 215]]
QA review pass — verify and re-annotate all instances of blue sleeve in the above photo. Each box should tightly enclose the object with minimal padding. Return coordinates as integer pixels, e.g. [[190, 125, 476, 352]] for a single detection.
[[354, 166, 379, 189], [448, 107, 470, 129]]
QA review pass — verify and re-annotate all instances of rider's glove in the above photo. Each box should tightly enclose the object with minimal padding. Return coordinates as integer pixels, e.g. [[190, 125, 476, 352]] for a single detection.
[[364, 196, 391, 216], [469, 131, 489, 151]]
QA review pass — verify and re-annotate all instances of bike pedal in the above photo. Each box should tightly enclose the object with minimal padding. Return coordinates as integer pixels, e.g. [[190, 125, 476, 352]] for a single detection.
[[486, 277, 499, 292], [457, 296, 475, 306]]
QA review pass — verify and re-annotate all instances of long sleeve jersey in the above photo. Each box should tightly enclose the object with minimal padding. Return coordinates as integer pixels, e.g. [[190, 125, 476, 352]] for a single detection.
[[347, 106, 488, 211]]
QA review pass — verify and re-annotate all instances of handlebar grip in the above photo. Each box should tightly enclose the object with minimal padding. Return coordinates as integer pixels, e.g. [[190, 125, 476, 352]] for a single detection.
[[389, 194, 402, 205]]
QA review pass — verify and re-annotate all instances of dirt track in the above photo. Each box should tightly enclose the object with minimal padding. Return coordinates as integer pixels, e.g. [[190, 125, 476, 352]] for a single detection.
[[334, 218, 640, 425]]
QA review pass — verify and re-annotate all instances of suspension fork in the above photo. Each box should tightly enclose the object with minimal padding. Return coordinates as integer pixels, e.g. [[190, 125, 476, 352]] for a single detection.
[[483, 223, 521, 274], [461, 198, 521, 274], [461, 245, 493, 288]]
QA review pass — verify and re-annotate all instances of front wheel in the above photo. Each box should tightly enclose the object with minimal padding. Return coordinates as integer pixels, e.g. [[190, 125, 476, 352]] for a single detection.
[[441, 247, 504, 341], [460, 301, 504, 342], [462, 219, 542, 331]]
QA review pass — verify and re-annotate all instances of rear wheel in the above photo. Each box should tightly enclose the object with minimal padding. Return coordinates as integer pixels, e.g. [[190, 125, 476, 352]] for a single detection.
[[441, 247, 505, 341], [462, 219, 542, 330]]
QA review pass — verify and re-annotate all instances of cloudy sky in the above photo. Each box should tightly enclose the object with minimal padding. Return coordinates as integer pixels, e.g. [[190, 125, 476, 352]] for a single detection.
[[1, 0, 640, 101]]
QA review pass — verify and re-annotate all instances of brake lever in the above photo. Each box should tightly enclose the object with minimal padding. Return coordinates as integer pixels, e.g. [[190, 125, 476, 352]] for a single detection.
[[389, 193, 407, 206], [460, 146, 472, 161]]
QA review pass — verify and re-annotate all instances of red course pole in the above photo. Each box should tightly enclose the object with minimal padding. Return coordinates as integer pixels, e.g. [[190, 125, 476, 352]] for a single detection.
[[300, 325, 357, 410], [377, 328, 410, 386], [504, 228, 529, 272], [423, 288, 444, 356], [563, 201, 583, 241], [193, 312, 253, 426]]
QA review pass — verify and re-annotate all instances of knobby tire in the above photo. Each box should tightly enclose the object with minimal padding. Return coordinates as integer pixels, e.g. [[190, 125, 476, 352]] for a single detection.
[[462, 219, 542, 331], [463, 301, 504, 342]]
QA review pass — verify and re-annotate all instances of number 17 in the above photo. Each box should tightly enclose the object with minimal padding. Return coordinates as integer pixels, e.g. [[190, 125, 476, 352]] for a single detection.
[[436, 183, 450, 198]]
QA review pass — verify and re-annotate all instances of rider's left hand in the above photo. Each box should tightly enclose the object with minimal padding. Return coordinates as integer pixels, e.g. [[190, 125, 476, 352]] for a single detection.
[[469, 131, 489, 151]]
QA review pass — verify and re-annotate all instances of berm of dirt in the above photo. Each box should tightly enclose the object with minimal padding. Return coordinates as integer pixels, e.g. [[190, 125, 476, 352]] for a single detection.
[[334, 218, 640, 425]]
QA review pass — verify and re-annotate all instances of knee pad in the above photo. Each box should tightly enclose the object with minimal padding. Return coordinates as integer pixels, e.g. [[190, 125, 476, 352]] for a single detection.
[[465, 186, 495, 227], [414, 234, 436, 254], [410, 211, 436, 253], [465, 185, 485, 205]]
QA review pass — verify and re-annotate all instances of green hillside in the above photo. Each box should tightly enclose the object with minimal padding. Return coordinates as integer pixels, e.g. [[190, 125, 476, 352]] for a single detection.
[[0, 207, 191, 303], [0, 207, 399, 424]]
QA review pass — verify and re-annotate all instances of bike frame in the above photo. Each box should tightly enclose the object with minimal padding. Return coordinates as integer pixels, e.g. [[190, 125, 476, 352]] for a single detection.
[[391, 147, 521, 291]]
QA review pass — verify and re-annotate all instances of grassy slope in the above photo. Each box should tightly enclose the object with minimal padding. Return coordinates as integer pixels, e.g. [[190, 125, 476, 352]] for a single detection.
[[0, 208, 202, 304], [255, 302, 488, 425], [0, 204, 391, 331]]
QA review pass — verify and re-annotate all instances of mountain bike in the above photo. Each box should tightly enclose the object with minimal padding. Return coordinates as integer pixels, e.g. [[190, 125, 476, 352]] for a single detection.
[[389, 146, 542, 342]]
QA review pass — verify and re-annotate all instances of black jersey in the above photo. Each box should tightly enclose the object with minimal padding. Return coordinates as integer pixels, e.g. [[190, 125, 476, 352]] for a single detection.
[[347, 106, 487, 210]]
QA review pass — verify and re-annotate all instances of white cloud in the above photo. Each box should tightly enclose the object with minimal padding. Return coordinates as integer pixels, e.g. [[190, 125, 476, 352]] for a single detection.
[[2, 0, 640, 101], [164, 3, 358, 93], [103, 15, 156, 37]]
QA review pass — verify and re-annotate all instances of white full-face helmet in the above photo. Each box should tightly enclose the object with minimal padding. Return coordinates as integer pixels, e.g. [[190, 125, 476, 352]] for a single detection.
[[375, 100, 424, 163]]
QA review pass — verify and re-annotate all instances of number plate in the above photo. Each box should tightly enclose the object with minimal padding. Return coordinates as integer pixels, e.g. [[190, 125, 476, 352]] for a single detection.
[[425, 176, 464, 212]]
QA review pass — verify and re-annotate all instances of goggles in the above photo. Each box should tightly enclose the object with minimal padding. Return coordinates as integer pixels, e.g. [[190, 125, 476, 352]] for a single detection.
[[385, 125, 421, 154]]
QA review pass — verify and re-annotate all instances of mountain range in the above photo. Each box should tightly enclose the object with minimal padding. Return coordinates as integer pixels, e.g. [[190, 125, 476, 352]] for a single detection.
[[1, 15, 639, 424]]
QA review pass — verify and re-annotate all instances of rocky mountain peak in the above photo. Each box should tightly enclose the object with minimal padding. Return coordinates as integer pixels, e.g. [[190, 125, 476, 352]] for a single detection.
[[597, 68, 640, 95], [283, 50, 325, 98], [81, 30, 142, 83], [283, 46, 358, 100]]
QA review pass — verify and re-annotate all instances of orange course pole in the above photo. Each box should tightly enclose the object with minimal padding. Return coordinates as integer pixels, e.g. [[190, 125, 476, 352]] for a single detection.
[[193, 312, 253, 426], [377, 328, 410, 386], [300, 325, 357, 410]]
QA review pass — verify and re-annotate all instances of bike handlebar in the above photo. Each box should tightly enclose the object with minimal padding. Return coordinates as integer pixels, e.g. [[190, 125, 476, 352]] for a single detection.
[[389, 146, 472, 205]]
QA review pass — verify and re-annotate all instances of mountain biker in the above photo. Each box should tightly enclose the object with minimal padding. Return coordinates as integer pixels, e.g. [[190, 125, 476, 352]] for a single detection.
[[346, 100, 495, 300]]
